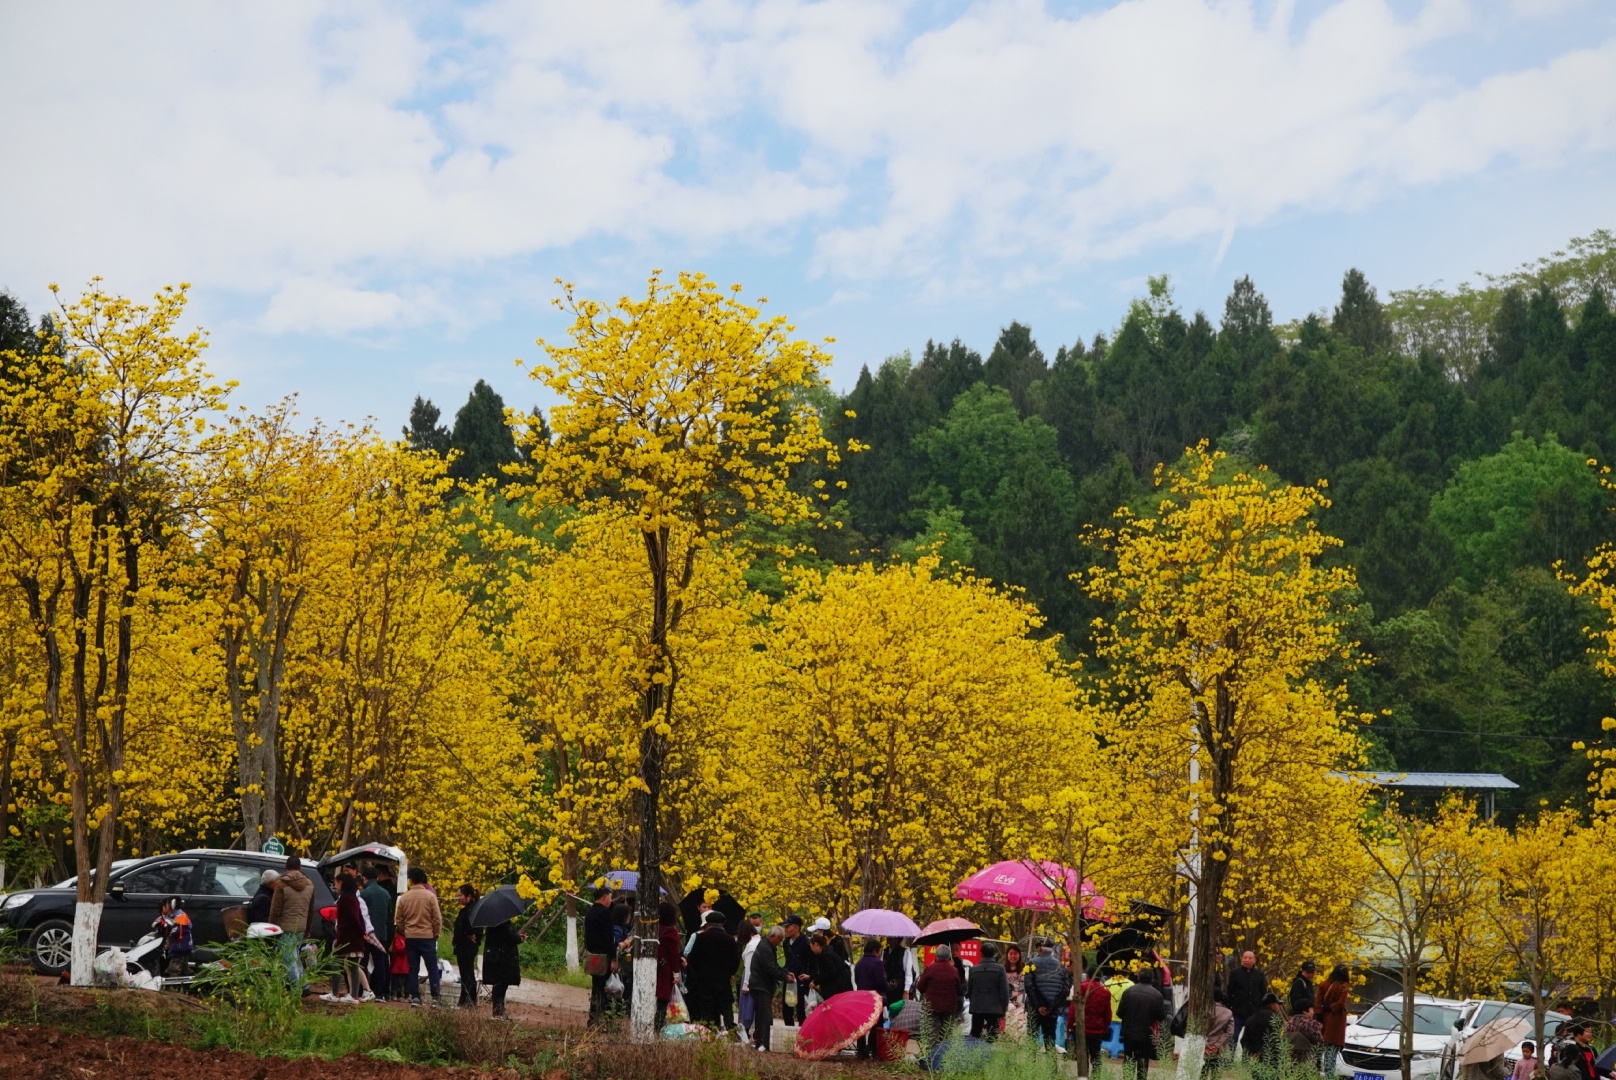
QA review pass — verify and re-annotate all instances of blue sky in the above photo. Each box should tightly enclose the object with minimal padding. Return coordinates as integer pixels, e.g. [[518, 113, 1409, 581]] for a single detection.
[[3, 0, 1613, 428]]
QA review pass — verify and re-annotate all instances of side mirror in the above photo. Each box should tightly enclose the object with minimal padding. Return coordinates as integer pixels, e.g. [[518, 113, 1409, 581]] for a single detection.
[[1454, 1020, 1464, 1030], [108, 884, 125, 900]]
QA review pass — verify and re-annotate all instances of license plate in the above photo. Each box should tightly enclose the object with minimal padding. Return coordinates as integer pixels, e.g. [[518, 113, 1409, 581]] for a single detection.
[[1354, 1072, 1382, 1080]]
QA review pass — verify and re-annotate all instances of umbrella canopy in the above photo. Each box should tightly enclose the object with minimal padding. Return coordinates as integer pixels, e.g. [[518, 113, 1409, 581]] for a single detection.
[[679, 886, 745, 936], [954, 860, 1106, 915], [913, 917, 982, 946], [1462, 1015, 1535, 1065], [843, 909, 923, 938], [468, 885, 531, 928], [795, 990, 886, 1060]]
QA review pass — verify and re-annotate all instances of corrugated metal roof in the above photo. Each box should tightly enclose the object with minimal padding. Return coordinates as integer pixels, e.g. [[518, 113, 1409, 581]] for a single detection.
[[1330, 771, 1519, 790]]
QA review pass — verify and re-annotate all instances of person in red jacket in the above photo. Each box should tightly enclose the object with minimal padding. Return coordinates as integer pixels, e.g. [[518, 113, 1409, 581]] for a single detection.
[[915, 945, 963, 1047], [653, 901, 684, 1031], [1069, 970, 1115, 1068]]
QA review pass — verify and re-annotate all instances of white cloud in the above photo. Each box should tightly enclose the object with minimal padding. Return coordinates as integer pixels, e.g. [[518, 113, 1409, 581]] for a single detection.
[[0, 0, 1610, 324]]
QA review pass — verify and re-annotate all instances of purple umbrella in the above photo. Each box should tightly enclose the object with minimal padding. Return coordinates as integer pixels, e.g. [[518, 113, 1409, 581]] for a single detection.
[[842, 908, 923, 938]]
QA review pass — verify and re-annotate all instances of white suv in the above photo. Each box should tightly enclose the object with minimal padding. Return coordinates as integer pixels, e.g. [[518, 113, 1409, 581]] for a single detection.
[[1438, 1000, 1570, 1080], [1337, 994, 1466, 1080]]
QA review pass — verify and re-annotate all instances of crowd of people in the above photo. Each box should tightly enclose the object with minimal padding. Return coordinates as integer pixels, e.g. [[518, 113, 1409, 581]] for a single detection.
[[237, 858, 527, 1017]]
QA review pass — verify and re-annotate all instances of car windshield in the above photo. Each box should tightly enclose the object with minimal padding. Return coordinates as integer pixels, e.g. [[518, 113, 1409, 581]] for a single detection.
[[1471, 1002, 1529, 1029], [1359, 1002, 1462, 1035]]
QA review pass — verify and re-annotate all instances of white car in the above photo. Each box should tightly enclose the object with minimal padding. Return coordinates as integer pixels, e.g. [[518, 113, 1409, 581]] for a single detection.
[[1337, 994, 1466, 1080], [1438, 1000, 1571, 1080]]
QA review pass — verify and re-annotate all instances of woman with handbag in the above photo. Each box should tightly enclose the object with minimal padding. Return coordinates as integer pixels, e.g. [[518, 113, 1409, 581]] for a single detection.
[[655, 901, 684, 1031]]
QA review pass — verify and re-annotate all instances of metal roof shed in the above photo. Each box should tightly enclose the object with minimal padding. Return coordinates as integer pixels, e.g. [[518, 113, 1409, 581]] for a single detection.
[[1330, 771, 1519, 819]]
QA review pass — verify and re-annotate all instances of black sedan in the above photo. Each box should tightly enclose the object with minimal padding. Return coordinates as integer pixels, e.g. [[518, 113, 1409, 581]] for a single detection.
[[0, 849, 336, 975]]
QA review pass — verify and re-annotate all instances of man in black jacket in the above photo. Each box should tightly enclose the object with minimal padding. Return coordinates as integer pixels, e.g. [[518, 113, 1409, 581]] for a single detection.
[[1227, 950, 1267, 1046], [1024, 940, 1072, 1049], [749, 927, 787, 1052], [582, 887, 616, 1026], [1288, 960, 1316, 1016], [781, 916, 811, 1026], [965, 944, 1010, 1040], [1118, 969, 1164, 1080]]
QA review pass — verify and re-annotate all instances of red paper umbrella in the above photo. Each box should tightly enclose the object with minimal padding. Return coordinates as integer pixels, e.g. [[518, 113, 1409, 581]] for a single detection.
[[794, 990, 886, 1060]]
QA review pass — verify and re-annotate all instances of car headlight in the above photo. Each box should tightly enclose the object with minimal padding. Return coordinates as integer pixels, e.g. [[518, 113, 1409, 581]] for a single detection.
[[1, 893, 34, 911]]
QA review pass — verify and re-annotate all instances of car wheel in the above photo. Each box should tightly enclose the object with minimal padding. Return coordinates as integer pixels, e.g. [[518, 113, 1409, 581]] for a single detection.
[[28, 919, 73, 976]]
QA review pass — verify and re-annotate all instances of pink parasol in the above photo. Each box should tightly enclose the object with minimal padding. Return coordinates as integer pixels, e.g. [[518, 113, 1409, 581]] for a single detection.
[[953, 859, 1107, 915], [794, 990, 886, 1060], [842, 908, 923, 938]]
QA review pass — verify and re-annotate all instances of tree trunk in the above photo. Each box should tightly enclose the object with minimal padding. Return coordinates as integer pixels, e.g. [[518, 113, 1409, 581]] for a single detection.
[[632, 527, 672, 1041]]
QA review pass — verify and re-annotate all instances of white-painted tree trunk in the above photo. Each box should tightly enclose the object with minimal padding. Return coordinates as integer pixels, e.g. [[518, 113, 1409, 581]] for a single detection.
[[565, 915, 579, 972], [1177, 1032, 1208, 1080], [631, 944, 658, 1042], [70, 902, 102, 988]]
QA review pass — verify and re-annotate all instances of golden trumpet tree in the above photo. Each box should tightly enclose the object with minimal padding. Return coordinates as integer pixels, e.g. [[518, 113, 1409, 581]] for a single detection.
[[191, 400, 358, 850], [1084, 445, 1363, 1063], [741, 556, 1082, 920], [277, 441, 531, 886], [1419, 799, 1503, 1002], [1482, 809, 1581, 1050], [499, 511, 764, 943], [521, 271, 838, 944], [0, 281, 227, 983]]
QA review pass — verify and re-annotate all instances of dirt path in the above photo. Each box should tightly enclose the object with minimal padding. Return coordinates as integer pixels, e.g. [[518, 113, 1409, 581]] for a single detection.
[[0, 1025, 506, 1080]]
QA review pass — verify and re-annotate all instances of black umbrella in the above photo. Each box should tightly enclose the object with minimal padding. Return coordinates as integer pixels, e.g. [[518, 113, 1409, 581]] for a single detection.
[[679, 886, 745, 936], [468, 885, 531, 928]]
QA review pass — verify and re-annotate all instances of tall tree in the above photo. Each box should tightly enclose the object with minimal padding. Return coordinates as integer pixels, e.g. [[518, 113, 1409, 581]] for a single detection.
[[0, 282, 227, 983], [522, 271, 837, 1039], [402, 395, 450, 455], [1086, 445, 1362, 1078], [1334, 268, 1393, 352], [982, 322, 1047, 417], [449, 379, 520, 484]]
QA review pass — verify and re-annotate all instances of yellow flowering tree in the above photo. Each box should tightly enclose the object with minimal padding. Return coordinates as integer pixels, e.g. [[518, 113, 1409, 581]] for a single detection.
[[1085, 445, 1364, 1070], [520, 271, 838, 992], [191, 400, 358, 851], [742, 557, 1082, 920], [0, 281, 227, 982]]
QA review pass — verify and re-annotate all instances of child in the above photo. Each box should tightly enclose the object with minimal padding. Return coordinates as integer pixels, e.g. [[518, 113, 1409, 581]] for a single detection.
[[156, 896, 194, 979], [1511, 1041, 1539, 1080], [390, 932, 410, 1000]]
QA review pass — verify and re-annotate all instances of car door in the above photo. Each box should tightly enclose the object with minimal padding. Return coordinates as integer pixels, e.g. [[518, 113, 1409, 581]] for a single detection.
[[191, 859, 265, 958], [100, 859, 199, 946]]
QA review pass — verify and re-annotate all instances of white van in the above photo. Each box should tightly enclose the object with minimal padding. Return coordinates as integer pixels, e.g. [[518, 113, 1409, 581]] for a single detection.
[[1336, 994, 1466, 1080]]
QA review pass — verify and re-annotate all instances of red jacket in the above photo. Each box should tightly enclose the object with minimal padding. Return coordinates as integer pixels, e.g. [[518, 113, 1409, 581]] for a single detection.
[[1316, 979, 1349, 1047], [655, 925, 683, 1002], [1078, 980, 1114, 1035], [916, 959, 963, 1016]]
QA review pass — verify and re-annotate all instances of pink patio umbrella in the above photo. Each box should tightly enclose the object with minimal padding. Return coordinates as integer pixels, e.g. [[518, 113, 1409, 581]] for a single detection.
[[795, 990, 886, 1059], [912, 917, 983, 946], [953, 859, 1107, 916]]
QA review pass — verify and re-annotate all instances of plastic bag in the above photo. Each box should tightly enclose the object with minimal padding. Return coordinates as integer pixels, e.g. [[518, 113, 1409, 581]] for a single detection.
[[605, 971, 625, 997], [784, 982, 798, 1008], [667, 986, 689, 1024]]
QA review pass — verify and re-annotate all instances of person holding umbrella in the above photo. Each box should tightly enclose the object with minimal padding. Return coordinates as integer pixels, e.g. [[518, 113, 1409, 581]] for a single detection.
[[464, 883, 533, 1019], [915, 944, 964, 1047], [483, 917, 524, 1020]]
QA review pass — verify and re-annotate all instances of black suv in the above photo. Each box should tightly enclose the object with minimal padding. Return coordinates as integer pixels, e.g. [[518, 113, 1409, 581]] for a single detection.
[[1, 849, 337, 976]]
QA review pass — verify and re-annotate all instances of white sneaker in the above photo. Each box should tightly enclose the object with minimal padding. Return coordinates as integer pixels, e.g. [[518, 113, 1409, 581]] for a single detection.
[[359, 991, 377, 1003], [339, 995, 359, 1004], [319, 993, 340, 1003]]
